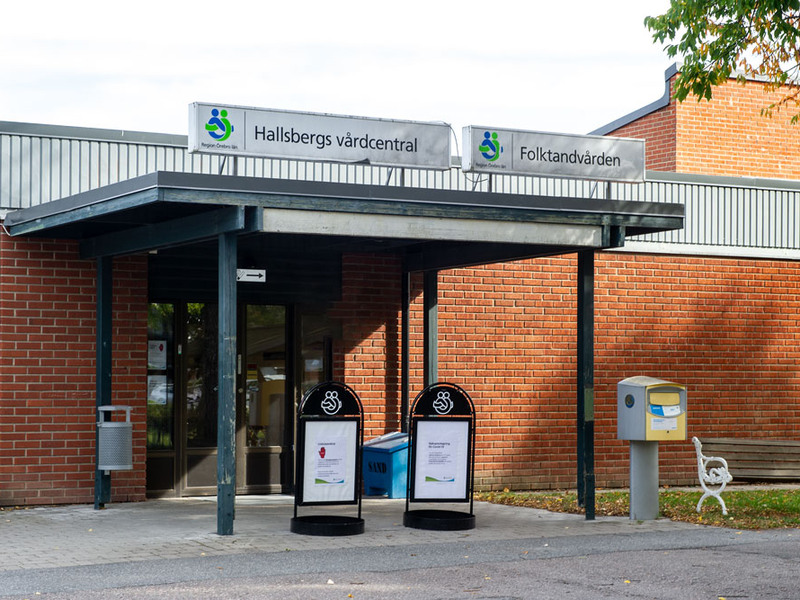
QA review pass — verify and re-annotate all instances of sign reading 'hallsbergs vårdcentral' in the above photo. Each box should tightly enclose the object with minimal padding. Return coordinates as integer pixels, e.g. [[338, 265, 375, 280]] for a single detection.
[[462, 126, 645, 183], [189, 102, 451, 170]]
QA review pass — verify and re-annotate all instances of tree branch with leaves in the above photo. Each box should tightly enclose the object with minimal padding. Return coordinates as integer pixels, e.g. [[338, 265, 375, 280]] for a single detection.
[[645, 0, 800, 122]]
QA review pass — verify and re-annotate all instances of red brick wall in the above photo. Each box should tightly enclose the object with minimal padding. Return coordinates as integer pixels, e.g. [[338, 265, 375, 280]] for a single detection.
[[333, 255, 580, 490], [0, 230, 148, 506], [610, 73, 800, 178], [675, 78, 800, 177], [332, 254, 404, 438], [594, 252, 800, 487], [436, 258, 578, 490], [438, 252, 800, 490], [330, 250, 800, 491]]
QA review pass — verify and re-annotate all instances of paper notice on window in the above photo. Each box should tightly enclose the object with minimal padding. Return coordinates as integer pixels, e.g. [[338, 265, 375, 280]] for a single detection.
[[413, 420, 469, 500], [148, 340, 167, 370], [147, 375, 168, 405]]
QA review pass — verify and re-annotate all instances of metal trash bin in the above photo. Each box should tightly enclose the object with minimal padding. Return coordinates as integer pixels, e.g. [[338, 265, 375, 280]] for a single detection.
[[97, 406, 133, 471], [363, 432, 408, 498]]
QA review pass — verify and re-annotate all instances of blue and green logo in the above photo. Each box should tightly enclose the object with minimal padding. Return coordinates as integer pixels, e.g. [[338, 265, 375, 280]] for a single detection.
[[479, 130, 502, 162], [205, 108, 234, 141]]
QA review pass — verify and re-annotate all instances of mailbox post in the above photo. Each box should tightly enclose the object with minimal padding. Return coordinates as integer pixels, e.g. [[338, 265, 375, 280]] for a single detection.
[[617, 376, 687, 520]]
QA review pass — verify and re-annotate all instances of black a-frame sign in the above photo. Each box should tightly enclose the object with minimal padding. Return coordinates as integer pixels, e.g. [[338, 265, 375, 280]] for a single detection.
[[404, 382, 476, 530], [291, 381, 364, 536]]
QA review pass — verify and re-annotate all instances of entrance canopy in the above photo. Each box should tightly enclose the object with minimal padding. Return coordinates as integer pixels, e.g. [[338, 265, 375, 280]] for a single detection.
[[4, 170, 683, 534], [3, 171, 682, 263]]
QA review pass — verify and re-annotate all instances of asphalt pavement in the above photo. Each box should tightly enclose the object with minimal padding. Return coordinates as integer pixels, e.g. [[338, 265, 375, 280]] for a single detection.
[[1, 494, 799, 599]]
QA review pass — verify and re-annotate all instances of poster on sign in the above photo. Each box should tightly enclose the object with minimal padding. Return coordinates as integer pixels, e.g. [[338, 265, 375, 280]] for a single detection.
[[301, 419, 358, 504], [412, 419, 470, 501]]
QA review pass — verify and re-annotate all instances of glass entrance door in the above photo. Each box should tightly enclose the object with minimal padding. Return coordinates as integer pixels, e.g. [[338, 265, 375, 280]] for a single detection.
[[238, 305, 289, 493], [146, 302, 292, 496], [146, 303, 176, 493], [183, 302, 219, 490]]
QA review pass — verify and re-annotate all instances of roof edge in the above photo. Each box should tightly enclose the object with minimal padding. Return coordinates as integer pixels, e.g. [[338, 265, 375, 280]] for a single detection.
[[3, 172, 161, 230], [646, 168, 800, 191], [4, 171, 684, 234], [590, 63, 678, 136]]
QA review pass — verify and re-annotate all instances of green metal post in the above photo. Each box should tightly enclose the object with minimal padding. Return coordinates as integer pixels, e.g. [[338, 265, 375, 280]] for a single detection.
[[423, 270, 438, 386], [94, 256, 113, 509], [217, 232, 237, 535], [577, 250, 595, 520]]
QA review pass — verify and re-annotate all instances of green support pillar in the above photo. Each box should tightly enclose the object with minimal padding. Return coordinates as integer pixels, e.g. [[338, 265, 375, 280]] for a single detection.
[[423, 270, 438, 386], [217, 232, 237, 535], [94, 256, 112, 509], [577, 250, 595, 520]]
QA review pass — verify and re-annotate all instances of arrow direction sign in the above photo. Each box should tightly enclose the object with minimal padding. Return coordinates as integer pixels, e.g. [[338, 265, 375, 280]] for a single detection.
[[236, 269, 266, 283]]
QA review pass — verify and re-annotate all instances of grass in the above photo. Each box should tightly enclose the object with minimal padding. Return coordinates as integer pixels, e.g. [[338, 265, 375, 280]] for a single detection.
[[475, 487, 800, 529]]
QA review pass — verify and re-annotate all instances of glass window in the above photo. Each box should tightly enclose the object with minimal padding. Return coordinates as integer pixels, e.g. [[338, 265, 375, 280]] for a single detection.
[[147, 303, 174, 450], [301, 312, 331, 394], [186, 303, 218, 448], [244, 306, 286, 448]]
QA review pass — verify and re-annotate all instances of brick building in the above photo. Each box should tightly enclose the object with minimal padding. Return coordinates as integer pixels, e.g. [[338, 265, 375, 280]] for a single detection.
[[1, 65, 798, 513], [599, 64, 800, 178]]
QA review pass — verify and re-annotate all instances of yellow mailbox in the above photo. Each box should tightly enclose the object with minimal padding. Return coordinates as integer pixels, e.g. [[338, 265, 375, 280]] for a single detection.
[[617, 376, 686, 441]]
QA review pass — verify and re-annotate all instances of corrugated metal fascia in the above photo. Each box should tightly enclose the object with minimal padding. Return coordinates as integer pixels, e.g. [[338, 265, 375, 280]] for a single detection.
[[0, 120, 187, 148]]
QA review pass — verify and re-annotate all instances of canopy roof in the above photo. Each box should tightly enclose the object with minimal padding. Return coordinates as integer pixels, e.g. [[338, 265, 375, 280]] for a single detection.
[[4, 171, 683, 270]]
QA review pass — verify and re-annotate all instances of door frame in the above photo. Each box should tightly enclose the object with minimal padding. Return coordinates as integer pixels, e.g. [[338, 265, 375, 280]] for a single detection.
[[146, 301, 334, 497]]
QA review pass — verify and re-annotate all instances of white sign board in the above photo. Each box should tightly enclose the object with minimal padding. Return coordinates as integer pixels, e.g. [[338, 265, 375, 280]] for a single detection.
[[412, 419, 470, 500], [302, 420, 358, 503], [236, 269, 265, 283], [462, 126, 645, 182], [189, 103, 451, 170]]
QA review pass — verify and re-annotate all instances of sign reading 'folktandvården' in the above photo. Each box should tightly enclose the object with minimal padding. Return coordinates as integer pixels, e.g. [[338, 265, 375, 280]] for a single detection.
[[189, 103, 451, 170], [462, 126, 645, 183]]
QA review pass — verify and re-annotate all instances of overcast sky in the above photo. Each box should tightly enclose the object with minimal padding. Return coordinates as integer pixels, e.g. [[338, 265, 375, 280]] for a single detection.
[[2, 1, 674, 141]]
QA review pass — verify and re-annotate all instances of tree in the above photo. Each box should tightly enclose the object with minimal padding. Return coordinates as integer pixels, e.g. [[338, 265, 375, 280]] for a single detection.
[[645, 0, 800, 122]]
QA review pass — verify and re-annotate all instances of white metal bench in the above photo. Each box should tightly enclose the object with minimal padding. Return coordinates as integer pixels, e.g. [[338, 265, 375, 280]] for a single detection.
[[692, 436, 733, 515]]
